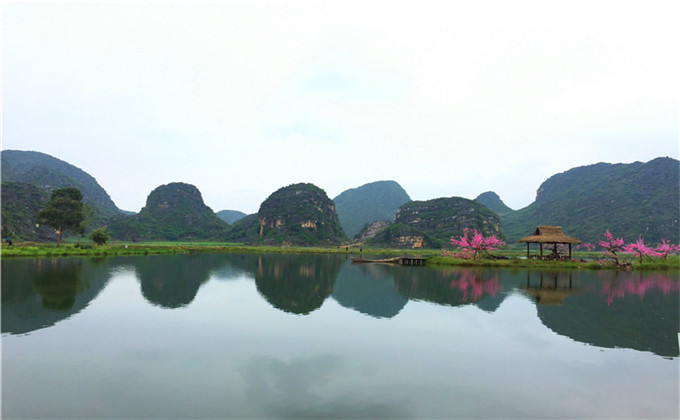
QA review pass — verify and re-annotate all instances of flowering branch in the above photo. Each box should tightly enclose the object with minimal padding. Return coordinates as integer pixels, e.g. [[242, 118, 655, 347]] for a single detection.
[[449, 228, 504, 260]]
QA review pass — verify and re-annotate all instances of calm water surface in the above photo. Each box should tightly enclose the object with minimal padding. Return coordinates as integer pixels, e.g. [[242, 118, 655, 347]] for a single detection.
[[2, 254, 678, 419]]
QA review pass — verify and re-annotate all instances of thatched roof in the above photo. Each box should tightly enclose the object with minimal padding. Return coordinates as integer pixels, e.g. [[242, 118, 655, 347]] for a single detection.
[[516, 226, 582, 244]]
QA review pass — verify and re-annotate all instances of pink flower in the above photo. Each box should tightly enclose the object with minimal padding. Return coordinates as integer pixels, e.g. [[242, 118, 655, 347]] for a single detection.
[[449, 228, 504, 259]]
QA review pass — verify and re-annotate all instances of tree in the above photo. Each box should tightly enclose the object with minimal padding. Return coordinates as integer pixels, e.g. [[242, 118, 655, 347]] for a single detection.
[[598, 230, 626, 265], [38, 188, 88, 246], [623, 236, 660, 263], [654, 239, 680, 260], [449, 228, 504, 259], [88, 227, 111, 246]]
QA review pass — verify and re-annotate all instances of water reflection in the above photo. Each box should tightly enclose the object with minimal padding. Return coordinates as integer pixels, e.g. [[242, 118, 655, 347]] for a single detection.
[[2, 255, 678, 358], [392, 266, 505, 311], [332, 263, 407, 318], [599, 270, 680, 304], [133, 254, 228, 308], [1, 258, 114, 335], [253, 254, 342, 315], [521, 271, 582, 306], [529, 270, 679, 357], [242, 355, 411, 418]]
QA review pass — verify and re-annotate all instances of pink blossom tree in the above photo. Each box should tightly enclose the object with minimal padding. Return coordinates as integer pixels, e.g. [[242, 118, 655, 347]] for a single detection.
[[623, 236, 660, 263], [598, 230, 626, 265], [654, 239, 680, 260], [449, 228, 504, 259]]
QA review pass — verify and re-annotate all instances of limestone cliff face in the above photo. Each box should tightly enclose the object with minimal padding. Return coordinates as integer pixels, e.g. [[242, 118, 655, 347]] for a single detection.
[[355, 220, 391, 242], [256, 183, 347, 245]]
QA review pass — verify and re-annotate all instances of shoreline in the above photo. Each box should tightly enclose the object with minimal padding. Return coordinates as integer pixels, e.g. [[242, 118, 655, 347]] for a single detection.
[[2, 242, 679, 271]]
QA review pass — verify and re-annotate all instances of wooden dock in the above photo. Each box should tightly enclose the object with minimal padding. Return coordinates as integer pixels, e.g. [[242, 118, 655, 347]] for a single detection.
[[350, 255, 427, 266]]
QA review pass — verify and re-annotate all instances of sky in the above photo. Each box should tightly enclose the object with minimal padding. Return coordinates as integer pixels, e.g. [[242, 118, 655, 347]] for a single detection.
[[2, 0, 678, 214]]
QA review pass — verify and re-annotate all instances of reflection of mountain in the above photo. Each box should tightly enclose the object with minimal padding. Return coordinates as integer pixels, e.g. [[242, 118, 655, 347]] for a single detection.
[[254, 254, 342, 315], [212, 253, 260, 280], [1, 257, 115, 335], [392, 267, 505, 310], [133, 254, 228, 308], [331, 263, 407, 318], [532, 270, 679, 358]]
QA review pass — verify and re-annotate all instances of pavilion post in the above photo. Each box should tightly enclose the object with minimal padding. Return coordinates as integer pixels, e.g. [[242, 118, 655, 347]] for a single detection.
[[526, 243, 530, 258], [540, 243, 543, 259], [569, 244, 572, 260]]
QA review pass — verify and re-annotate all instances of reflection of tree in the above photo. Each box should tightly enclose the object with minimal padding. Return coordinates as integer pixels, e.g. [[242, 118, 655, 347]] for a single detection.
[[535, 270, 679, 357], [449, 270, 500, 303], [599, 271, 680, 305], [1, 257, 114, 334], [254, 254, 342, 315], [33, 259, 85, 311], [332, 263, 407, 318], [393, 267, 504, 310], [134, 254, 226, 309]]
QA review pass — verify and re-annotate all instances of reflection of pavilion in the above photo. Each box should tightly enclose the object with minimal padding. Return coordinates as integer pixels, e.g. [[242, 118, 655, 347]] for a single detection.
[[522, 271, 582, 305]]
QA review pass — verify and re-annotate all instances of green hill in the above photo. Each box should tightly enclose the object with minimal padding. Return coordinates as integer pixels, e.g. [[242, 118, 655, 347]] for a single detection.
[[333, 180, 411, 239], [476, 191, 514, 216], [1, 150, 122, 220], [108, 182, 229, 241], [365, 196, 502, 248], [1, 182, 55, 241], [225, 214, 259, 243], [501, 157, 680, 245], [216, 209, 247, 224], [244, 183, 347, 246]]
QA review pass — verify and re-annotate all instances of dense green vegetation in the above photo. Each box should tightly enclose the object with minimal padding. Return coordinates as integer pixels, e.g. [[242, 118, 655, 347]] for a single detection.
[[1, 181, 54, 241], [501, 157, 679, 244], [333, 180, 411, 238], [38, 187, 89, 245], [108, 182, 230, 241], [365, 196, 502, 248], [1, 150, 123, 219], [255, 183, 347, 245]]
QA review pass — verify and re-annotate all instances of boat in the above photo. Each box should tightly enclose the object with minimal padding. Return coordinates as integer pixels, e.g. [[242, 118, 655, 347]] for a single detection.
[[350, 256, 427, 266]]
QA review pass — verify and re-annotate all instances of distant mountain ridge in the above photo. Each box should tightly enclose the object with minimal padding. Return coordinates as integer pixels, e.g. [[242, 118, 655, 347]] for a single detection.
[[1, 150, 122, 218], [216, 210, 247, 224], [333, 180, 411, 238], [476, 191, 514, 216], [2, 149, 677, 247], [501, 157, 679, 244]]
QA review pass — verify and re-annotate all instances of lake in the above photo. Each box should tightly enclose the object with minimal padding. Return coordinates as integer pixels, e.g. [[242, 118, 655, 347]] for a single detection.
[[2, 254, 678, 419]]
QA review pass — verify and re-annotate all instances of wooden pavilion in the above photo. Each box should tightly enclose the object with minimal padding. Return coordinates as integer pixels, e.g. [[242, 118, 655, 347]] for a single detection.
[[517, 226, 582, 260]]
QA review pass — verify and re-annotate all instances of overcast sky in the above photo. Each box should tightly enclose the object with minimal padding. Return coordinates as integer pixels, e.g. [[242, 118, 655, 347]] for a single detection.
[[3, 0, 678, 214]]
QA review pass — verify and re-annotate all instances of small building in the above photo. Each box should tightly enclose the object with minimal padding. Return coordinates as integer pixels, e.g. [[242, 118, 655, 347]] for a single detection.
[[517, 226, 582, 260]]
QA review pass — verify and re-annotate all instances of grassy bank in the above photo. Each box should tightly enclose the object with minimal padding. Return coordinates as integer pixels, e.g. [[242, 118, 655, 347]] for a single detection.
[[0, 241, 384, 258], [1, 241, 678, 270]]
